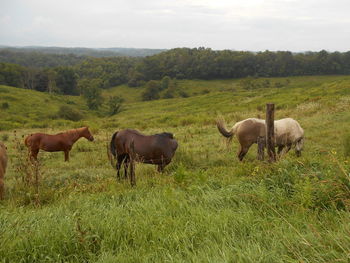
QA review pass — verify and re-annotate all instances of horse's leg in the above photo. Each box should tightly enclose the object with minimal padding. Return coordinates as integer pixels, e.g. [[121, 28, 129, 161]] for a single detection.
[[123, 158, 129, 180], [285, 144, 292, 154], [64, 150, 70, 162], [30, 149, 39, 162], [277, 145, 285, 155], [238, 145, 250, 161], [157, 163, 166, 173], [116, 158, 122, 180]]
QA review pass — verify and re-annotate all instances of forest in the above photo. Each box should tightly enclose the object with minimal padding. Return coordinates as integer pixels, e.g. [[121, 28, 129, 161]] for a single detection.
[[1, 47, 350, 98]]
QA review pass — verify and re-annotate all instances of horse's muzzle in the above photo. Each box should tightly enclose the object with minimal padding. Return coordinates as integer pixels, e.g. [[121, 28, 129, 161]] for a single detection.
[[89, 136, 94, 141]]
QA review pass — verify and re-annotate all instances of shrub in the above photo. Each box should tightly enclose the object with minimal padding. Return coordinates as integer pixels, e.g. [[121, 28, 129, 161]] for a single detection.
[[179, 90, 189, 98], [1, 133, 9, 141], [274, 82, 284, 88], [1, 102, 9, 109], [83, 82, 104, 110], [108, 96, 124, 116], [161, 76, 171, 90], [162, 89, 174, 99], [142, 81, 161, 101], [57, 105, 83, 121]]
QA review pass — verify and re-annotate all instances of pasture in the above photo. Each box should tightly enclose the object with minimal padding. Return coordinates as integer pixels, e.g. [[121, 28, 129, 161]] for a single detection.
[[0, 75, 350, 262]]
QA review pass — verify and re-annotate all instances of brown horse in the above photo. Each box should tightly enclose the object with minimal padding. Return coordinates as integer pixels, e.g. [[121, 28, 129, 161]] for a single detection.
[[0, 142, 8, 199], [109, 129, 178, 180], [25, 127, 94, 161]]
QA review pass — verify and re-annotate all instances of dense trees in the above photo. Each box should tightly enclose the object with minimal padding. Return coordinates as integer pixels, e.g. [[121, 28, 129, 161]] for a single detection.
[[55, 67, 78, 95], [81, 78, 104, 110], [1, 48, 350, 98]]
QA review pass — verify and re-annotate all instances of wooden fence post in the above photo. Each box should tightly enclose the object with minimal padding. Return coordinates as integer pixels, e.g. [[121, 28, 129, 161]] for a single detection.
[[129, 140, 136, 186], [266, 103, 276, 162], [257, 136, 265, 161]]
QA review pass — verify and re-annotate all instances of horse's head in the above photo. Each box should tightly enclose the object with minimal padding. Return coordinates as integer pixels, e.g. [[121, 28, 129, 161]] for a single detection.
[[82, 127, 94, 141], [295, 137, 304, 157]]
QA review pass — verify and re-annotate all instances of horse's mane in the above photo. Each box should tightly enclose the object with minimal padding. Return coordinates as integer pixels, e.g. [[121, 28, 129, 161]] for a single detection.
[[155, 132, 174, 139], [124, 129, 174, 139], [55, 127, 85, 136], [125, 129, 143, 136]]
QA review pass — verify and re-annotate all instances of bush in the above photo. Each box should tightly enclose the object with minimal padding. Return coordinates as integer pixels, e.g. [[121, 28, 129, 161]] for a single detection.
[[179, 90, 189, 98], [57, 105, 83, 121], [162, 89, 174, 99], [1, 102, 9, 109], [1, 133, 9, 142], [108, 96, 124, 116], [142, 81, 161, 101], [82, 81, 104, 110]]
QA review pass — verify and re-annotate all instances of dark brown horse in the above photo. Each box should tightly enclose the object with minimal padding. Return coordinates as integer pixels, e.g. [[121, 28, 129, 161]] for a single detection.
[[109, 129, 178, 180], [25, 127, 94, 161]]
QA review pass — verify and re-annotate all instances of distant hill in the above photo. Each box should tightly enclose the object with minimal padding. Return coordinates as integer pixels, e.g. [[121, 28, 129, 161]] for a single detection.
[[0, 49, 88, 68], [0, 46, 166, 68], [0, 46, 166, 58]]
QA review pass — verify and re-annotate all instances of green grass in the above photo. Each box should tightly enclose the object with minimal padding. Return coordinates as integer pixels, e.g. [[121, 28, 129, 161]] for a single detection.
[[1, 75, 350, 262]]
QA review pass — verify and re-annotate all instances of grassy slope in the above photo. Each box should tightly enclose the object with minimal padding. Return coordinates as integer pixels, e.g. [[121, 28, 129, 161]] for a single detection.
[[0, 85, 91, 130], [0, 76, 350, 262]]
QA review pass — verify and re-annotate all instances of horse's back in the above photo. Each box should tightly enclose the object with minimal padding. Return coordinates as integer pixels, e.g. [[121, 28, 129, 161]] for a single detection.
[[25, 132, 68, 151], [275, 118, 304, 138], [236, 118, 266, 144], [25, 133, 44, 147], [114, 129, 178, 164]]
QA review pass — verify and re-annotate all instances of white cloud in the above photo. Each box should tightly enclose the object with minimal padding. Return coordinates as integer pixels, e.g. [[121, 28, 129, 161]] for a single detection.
[[0, 0, 350, 51]]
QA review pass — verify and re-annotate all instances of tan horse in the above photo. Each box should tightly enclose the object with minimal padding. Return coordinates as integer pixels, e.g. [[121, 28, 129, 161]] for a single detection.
[[217, 118, 304, 161], [25, 127, 94, 161], [0, 142, 8, 199]]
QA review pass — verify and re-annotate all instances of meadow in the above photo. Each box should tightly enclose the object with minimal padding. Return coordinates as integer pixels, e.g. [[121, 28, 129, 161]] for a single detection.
[[0, 75, 350, 262]]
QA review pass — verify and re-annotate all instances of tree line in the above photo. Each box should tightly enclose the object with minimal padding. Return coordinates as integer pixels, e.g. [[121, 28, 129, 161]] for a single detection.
[[1, 47, 350, 97]]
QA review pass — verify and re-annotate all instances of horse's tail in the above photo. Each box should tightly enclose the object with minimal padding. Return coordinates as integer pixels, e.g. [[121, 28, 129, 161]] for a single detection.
[[216, 118, 237, 143], [108, 131, 118, 168]]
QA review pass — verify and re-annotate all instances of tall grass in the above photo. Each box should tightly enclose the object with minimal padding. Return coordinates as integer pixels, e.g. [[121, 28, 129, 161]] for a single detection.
[[1, 75, 350, 262]]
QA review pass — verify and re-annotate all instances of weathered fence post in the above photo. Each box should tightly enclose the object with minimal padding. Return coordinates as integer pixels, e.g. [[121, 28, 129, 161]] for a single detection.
[[257, 136, 265, 161], [266, 103, 276, 162], [129, 140, 136, 186]]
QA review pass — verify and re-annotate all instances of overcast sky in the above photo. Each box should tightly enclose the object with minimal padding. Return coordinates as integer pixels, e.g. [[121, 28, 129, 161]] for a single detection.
[[1, 0, 350, 51]]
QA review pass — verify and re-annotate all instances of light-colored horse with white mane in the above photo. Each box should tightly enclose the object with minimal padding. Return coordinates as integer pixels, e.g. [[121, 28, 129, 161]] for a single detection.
[[216, 117, 304, 161]]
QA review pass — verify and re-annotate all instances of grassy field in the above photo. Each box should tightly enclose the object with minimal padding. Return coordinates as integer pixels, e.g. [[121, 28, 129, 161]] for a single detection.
[[1, 76, 350, 262]]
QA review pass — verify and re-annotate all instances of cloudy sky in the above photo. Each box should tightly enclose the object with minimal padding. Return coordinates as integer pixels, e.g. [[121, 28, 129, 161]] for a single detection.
[[1, 0, 350, 51]]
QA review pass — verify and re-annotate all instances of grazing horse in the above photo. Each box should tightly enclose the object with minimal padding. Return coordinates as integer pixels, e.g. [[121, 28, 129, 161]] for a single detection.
[[109, 129, 178, 180], [217, 118, 304, 161], [0, 142, 8, 199], [274, 118, 304, 157], [24, 127, 94, 161]]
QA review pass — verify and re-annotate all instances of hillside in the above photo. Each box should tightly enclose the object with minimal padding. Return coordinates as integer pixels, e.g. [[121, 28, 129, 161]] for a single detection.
[[0, 76, 350, 262], [0, 85, 88, 130]]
